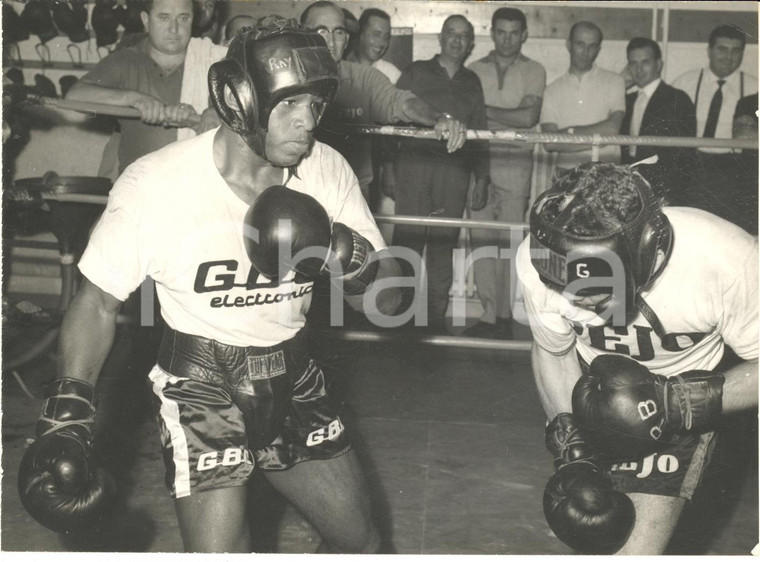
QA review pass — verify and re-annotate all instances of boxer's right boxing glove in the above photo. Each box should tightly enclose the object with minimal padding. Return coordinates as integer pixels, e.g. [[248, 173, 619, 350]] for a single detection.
[[542, 413, 635, 554], [244, 185, 332, 280], [18, 378, 115, 533]]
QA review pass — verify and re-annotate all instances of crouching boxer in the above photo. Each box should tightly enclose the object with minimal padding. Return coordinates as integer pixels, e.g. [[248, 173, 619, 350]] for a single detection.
[[18, 19, 401, 553], [515, 162, 758, 554]]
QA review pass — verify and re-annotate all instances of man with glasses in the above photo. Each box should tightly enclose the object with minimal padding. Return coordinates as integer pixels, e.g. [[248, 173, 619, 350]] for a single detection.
[[300, 1, 467, 203]]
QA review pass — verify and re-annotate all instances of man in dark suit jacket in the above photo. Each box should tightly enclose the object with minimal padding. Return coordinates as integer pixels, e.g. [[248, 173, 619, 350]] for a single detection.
[[621, 37, 696, 205]]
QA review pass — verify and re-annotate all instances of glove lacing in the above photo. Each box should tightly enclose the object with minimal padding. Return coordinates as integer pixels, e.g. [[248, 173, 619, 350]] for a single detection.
[[38, 392, 96, 437], [663, 374, 692, 430]]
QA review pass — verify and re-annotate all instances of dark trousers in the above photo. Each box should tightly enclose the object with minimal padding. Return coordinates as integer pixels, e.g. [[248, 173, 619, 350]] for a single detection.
[[684, 151, 758, 235], [392, 149, 471, 325]]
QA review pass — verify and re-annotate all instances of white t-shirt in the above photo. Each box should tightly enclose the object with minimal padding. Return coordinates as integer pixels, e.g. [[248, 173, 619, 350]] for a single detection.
[[515, 207, 759, 376], [79, 129, 385, 347]]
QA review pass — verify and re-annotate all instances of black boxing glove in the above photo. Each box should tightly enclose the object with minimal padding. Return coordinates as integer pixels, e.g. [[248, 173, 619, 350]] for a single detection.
[[244, 186, 377, 293], [572, 354, 725, 460], [323, 222, 378, 295], [18, 378, 115, 533], [244, 185, 332, 279], [543, 413, 635, 554]]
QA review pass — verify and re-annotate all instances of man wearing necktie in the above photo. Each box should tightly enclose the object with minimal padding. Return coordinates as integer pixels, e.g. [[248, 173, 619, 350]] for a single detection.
[[673, 24, 758, 233], [621, 37, 696, 205]]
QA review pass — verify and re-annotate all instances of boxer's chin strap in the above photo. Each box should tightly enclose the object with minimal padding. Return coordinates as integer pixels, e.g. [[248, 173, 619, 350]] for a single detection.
[[635, 295, 707, 351], [635, 294, 667, 340]]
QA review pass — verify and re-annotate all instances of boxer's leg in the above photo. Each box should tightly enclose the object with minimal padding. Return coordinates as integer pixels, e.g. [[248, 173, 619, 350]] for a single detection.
[[262, 450, 381, 553], [174, 486, 251, 552]]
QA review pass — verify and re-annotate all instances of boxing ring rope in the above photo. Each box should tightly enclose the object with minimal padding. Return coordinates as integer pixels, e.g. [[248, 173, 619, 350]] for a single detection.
[[13, 96, 757, 151], [344, 124, 758, 151], [6, 100, 755, 353], [334, 330, 535, 351]]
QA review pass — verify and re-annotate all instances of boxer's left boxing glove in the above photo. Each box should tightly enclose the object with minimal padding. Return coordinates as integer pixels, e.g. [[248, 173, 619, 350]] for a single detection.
[[323, 222, 378, 295], [543, 413, 635, 554], [244, 186, 378, 293], [18, 378, 115, 533], [572, 354, 724, 460]]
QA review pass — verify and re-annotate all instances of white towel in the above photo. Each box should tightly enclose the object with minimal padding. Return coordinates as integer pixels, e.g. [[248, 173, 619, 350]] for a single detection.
[[178, 36, 227, 141]]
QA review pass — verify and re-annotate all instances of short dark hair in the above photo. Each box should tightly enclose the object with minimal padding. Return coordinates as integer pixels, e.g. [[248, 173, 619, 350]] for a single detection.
[[300, 1, 340, 26], [224, 14, 255, 42], [626, 37, 661, 60], [492, 7, 526, 30], [442, 14, 474, 38], [569, 21, 602, 43], [709, 24, 747, 49], [540, 163, 648, 237], [358, 8, 390, 35]]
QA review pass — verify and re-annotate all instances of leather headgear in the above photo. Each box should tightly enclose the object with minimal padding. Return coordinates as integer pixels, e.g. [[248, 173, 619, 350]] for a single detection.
[[529, 162, 673, 325], [208, 18, 339, 158]]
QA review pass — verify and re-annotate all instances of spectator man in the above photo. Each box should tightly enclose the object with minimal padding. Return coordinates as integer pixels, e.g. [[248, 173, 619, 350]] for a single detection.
[[393, 15, 490, 334], [465, 7, 546, 339], [621, 37, 696, 204], [346, 8, 402, 84], [300, 1, 466, 204], [344, 7, 403, 240], [66, 0, 224, 176], [540, 21, 626, 172], [672, 24, 758, 232]]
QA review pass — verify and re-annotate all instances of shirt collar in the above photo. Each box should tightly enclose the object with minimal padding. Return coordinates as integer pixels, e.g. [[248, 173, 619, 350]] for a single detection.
[[434, 54, 465, 78], [484, 50, 525, 67], [639, 78, 661, 98], [706, 66, 740, 84], [566, 64, 599, 81]]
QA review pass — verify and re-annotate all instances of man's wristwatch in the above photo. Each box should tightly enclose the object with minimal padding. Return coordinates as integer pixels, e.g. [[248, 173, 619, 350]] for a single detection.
[[439, 112, 454, 121], [567, 127, 575, 134]]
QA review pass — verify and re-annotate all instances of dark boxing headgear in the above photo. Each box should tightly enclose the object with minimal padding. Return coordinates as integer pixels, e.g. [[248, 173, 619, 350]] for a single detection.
[[529, 162, 673, 325], [208, 17, 339, 158]]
